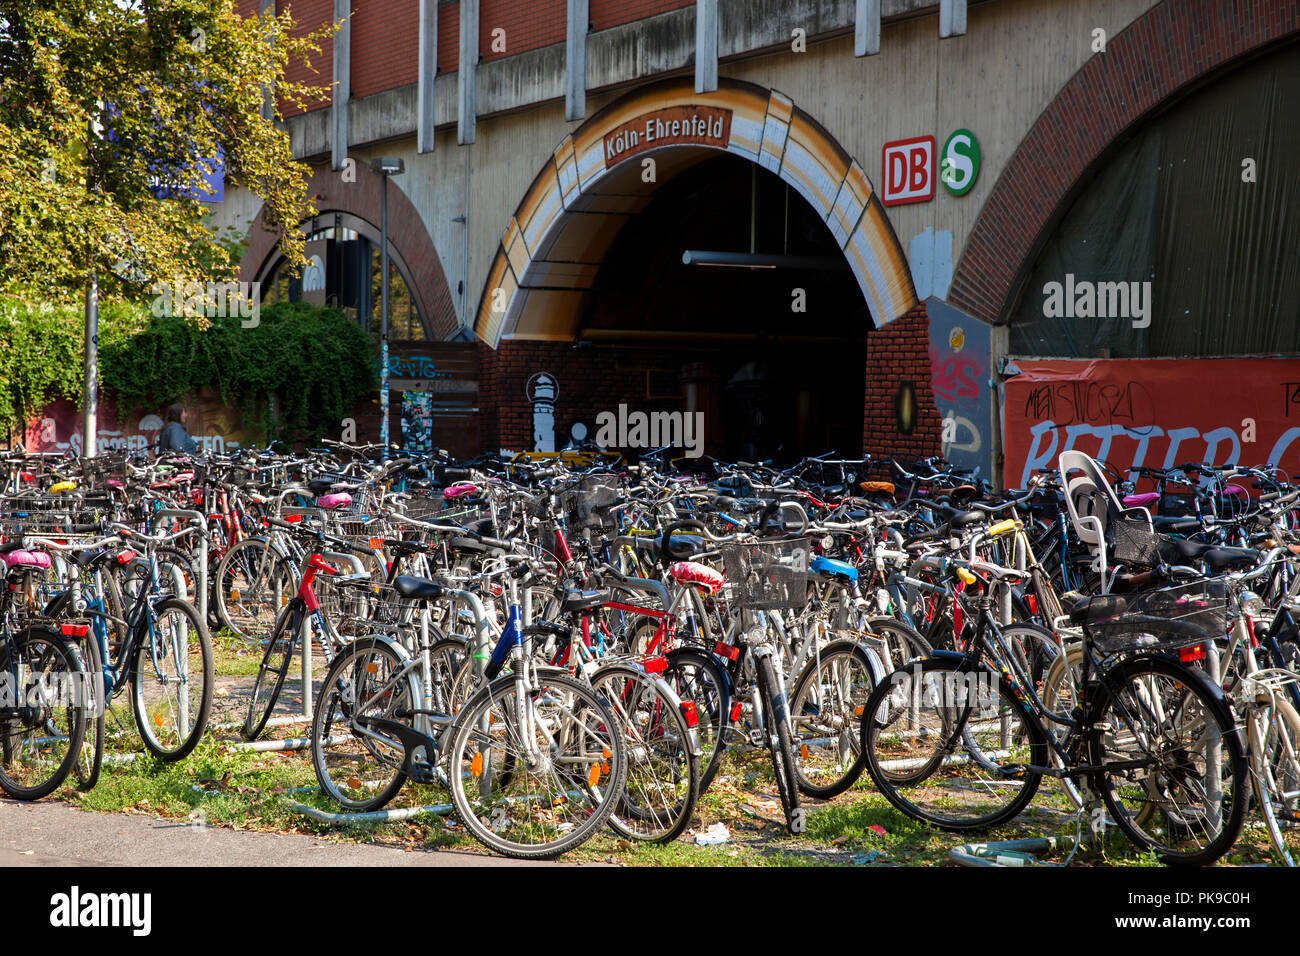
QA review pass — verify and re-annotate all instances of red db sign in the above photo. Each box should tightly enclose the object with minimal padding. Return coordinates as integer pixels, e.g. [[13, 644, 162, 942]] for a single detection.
[[881, 136, 935, 206]]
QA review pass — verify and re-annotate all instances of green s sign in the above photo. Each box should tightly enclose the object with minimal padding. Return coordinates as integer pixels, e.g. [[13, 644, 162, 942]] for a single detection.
[[940, 129, 980, 196]]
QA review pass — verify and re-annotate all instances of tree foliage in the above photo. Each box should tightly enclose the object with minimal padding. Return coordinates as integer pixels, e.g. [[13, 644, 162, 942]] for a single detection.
[[0, 0, 331, 302]]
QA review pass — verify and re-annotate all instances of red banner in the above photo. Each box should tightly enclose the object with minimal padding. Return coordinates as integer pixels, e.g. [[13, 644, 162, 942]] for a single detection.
[[1002, 358, 1300, 487]]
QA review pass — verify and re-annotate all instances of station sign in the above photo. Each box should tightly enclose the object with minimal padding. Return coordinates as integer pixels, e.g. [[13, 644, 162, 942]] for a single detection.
[[881, 135, 935, 206], [603, 106, 733, 166]]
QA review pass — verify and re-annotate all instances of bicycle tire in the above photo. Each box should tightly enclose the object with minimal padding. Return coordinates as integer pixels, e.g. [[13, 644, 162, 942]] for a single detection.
[[593, 663, 699, 844], [789, 638, 875, 799], [1249, 693, 1300, 867], [311, 636, 417, 811], [0, 626, 87, 800], [662, 646, 730, 794], [757, 654, 802, 832], [861, 656, 1046, 830], [131, 597, 213, 761], [72, 629, 105, 791], [243, 603, 298, 740], [214, 538, 291, 640], [447, 673, 627, 859], [1087, 654, 1247, 866]]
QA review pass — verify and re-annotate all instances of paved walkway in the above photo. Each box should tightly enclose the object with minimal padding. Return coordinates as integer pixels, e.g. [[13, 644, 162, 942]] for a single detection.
[[0, 800, 599, 867]]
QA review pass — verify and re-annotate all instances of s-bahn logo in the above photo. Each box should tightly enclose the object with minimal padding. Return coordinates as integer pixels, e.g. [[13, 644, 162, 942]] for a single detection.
[[603, 106, 732, 166], [881, 136, 935, 206]]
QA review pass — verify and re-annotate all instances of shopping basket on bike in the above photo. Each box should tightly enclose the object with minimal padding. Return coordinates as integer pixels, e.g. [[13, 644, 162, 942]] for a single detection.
[[721, 537, 811, 613], [1084, 578, 1228, 655]]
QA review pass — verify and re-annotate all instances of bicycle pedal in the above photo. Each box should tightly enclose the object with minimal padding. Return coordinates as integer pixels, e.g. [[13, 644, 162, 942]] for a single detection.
[[998, 763, 1027, 778], [408, 762, 438, 784]]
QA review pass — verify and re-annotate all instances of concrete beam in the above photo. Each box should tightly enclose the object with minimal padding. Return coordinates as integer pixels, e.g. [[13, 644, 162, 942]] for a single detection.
[[695, 0, 718, 94], [417, 0, 437, 152], [565, 0, 588, 121], [855, 0, 880, 56], [458, 0, 478, 145], [940, 0, 967, 38], [331, 0, 350, 170]]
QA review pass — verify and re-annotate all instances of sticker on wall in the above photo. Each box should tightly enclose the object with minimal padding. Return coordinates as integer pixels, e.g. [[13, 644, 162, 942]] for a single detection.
[[940, 129, 980, 196], [895, 381, 917, 435], [527, 372, 558, 452], [881, 136, 935, 206]]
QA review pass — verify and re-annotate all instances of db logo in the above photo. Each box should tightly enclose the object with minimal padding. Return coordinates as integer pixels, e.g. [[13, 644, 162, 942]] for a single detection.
[[881, 136, 935, 206]]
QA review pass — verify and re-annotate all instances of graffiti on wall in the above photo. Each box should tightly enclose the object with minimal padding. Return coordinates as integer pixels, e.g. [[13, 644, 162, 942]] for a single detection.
[[24, 394, 246, 456], [927, 297, 991, 478], [1002, 358, 1300, 487]]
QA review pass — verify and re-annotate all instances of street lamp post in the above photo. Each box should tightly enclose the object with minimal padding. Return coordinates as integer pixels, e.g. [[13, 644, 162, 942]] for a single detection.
[[370, 157, 405, 458]]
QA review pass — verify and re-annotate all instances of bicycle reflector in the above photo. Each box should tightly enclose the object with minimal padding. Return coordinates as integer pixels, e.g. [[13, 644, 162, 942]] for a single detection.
[[680, 699, 699, 727], [60, 623, 89, 637], [114, 550, 137, 564], [1179, 644, 1207, 663], [713, 641, 740, 662], [729, 701, 743, 723], [1026, 594, 1038, 616], [642, 657, 667, 675]]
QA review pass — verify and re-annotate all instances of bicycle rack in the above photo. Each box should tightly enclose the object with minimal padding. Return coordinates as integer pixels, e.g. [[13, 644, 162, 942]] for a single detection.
[[150, 508, 209, 624], [949, 837, 1069, 867]]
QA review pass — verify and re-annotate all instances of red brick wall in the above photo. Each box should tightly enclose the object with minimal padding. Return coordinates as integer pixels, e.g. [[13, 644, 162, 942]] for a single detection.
[[589, 0, 694, 32], [234, 0, 260, 18], [351, 0, 419, 98], [437, 0, 459, 73], [480, 0, 565, 63], [278, 0, 334, 116], [478, 341, 690, 453], [861, 303, 942, 461], [949, 0, 1300, 324]]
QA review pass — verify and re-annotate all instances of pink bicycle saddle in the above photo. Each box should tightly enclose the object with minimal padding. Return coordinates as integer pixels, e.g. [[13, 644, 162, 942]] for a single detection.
[[443, 482, 477, 499], [0, 550, 52, 571], [316, 492, 353, 509], [669, 561, 725, 593], [1122, 492, 1160, 509]]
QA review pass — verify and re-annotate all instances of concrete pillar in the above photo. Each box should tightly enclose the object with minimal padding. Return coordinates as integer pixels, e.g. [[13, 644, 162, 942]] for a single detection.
[[854, 0, 880, 56], [695, 0, 717, 94], [565, 0, 588, 121], [458, 0, 478, 145], [418, 0, 437, 152], [940, 0, 967, 38], [331, 0, 350, 170]]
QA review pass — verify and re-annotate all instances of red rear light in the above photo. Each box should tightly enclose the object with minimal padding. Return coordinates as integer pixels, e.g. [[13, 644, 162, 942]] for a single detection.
[[285, 514, 303, 523], [115, 550, 137, 564], [642, 656, 667, 675], [713, 641, 739, 662], [729, 701, 743, 723], [60, 624, 89, 637], [1026, 595, 1038, 616], [679, 699, 699, 727], [1180, 644, 1207, 663]]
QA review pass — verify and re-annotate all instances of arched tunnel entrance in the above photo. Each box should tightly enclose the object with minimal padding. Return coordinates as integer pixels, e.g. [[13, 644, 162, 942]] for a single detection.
[[475, 78, 917, 462]]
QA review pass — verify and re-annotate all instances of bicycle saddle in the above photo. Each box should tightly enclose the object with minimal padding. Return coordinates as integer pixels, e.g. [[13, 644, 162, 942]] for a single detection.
[[393, 575, 444, 601], [1202, 547, 1259, 571], [560, 588, 610, 612], [1068, 593, 1131, 625], [1154, 516, 1200, 534]]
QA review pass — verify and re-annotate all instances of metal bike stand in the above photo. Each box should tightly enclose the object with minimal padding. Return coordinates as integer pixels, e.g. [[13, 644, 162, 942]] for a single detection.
[[151, 508, 208, 733], [949, 837, 1069, 867]]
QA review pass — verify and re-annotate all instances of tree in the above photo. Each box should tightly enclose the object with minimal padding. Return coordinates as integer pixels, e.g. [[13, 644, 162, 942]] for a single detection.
[[0, 0, 331, 302]]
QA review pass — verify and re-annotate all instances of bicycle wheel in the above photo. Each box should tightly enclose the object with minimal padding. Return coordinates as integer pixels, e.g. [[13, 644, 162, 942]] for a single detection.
[[131, 597, 213, 761], [790, 638, 876, 799], [243, 604, 298, 740], [311, 636, 418, 811], [447, 673, 627, 859], [757, 655, 802, 832], [865, 617, 932, 673], [662, 646, 730, 794], [1248, 693, 1300, 867], [1088, 654, 1247, 866], [72, 629, 105, 791], [861, 656, 1046, 830], [961, 623, 1058, 769], [593, 663, 698, 843], [215, 538, 291, 640], [0, 626, 87, 800]]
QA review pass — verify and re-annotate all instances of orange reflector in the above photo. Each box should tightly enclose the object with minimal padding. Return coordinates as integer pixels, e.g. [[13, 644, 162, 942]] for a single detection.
[[230, 590, 240, 601], [471, 752, 483, 776], [600, 761, 610, 774], [366, 661, 378, 674], [800, 744, 809, 760], [587, 764, 601, 787], [601, 746, 610, 760], [152, 713, 164, 727], [369, 538, 385, 550]]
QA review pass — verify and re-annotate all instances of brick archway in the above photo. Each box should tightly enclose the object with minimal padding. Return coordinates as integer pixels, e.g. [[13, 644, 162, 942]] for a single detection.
[[948, 0, 1300, 325], [239, 162, 458, 339]]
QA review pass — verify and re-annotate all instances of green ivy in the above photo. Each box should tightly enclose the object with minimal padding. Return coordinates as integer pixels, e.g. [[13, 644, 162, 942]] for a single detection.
[[101, 301, 378, 445], [0, 296, 376, 447]]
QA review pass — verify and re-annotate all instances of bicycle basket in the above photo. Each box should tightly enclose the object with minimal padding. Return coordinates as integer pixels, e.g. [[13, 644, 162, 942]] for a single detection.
[[721, 538, 811, 612], [1105, 513, 1160, 568], [1087, 579, 1228, 655], [563, 476, 620, 533]]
